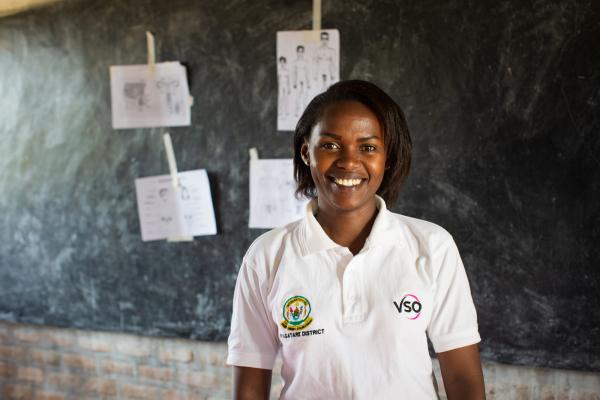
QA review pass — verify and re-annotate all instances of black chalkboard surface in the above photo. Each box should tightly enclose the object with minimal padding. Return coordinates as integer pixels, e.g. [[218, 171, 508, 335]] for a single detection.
[[0, 0, 598, 371]]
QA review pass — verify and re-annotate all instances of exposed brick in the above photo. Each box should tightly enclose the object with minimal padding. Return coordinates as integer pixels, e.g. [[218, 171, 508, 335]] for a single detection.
[[16, 366, 43, 383], [0, 362, 13, 378], [84, 378, 117, 396], [115, 338, 152, 357], [577, 393, 599, 400], [62, 354, 96, 370], [77, 336, 111, 352], [177, 371, 218, 389], [165, 390, 206, 400], [555, 391, 570, 400], [31, 349, 62, 366], [486, 383, 497, 399], [139, 365, 173, 381], [46, 371, 82, 388], [46, 331, 76, 347], [224, 370, 233, 385], [159, 347, 193, 363], [515, 384, 531, 400], [13, 322, 600, 400], [12, 326, 41, 343], [541, 389, 556, 400], [0, 324, 10, 340], [100, 359, 134, 375], [207, 351, 226, 367], [0, 345, 26, 360], [34, 391, 66, 400], [3, 384, 34, 399], [120, 382, 161, 399]]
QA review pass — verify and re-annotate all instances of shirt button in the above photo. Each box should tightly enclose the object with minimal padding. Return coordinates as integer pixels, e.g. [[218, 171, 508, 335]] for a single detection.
[[349, 294, 356, 301]]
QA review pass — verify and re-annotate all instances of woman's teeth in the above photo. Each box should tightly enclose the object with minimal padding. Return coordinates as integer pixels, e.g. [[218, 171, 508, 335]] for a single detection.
[[334, 178, 362, 187]]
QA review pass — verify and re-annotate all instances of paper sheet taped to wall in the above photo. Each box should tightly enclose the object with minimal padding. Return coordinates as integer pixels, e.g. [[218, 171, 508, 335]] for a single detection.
[[135, 169, 216, 241], [249, 159, 309, 229], [110, 62, 191, 129], [276, 29, 340, 131]]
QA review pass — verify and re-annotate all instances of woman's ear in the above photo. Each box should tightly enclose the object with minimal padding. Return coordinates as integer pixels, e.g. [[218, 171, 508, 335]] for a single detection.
[[300, 141, 310, 166]]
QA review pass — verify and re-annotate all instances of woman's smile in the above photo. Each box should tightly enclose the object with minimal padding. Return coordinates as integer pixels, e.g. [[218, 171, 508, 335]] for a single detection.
[[329, 176, 365, 187], [301, 100, 386, 215]]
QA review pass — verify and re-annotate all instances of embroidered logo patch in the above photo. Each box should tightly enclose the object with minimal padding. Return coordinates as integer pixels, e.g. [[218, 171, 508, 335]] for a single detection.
[[393, 293, 422, 320], [281, 295, 313, 331]]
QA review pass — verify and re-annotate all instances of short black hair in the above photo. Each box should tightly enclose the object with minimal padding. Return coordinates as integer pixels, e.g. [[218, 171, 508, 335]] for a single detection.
[[293, 80, 412, 204], [320, 32, 329, 39], [296, 45, 305, 52]]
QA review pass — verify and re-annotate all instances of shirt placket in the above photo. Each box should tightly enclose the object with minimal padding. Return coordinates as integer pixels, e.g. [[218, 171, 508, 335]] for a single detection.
[[338, 250, 366, 323]]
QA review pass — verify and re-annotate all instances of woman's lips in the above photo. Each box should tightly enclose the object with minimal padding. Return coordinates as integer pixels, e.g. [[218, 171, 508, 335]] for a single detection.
[[328, 176, 366, 188]]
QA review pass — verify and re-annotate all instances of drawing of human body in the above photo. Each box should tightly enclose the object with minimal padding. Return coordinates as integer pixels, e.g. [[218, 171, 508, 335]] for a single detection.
[[278, 57, 291, 118], [156, 78, 181, 114], [157, 188, 175, 226], [293, 45, 310, 116], [314, 32, 337, 90], [123, 81, 149, 111]]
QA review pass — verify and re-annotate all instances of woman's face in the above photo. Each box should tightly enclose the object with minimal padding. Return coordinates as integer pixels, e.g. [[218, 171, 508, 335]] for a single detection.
[[302, 100, 386, 214]]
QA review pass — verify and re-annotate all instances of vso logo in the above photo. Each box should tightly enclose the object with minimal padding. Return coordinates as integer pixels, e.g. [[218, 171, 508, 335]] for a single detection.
[[393, 293, 422, 320]]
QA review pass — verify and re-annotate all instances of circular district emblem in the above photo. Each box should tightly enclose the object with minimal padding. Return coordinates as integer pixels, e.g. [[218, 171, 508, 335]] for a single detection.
[[281, 295, 313, 331]]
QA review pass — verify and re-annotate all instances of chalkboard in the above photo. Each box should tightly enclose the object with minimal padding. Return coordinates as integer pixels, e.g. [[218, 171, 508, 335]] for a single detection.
[[0, 0, 598, 372]]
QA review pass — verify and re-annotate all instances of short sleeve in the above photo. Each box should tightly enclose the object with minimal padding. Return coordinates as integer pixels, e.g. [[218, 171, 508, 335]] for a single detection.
[[427, 237, 481, 353], [227, 260, 279, 369]]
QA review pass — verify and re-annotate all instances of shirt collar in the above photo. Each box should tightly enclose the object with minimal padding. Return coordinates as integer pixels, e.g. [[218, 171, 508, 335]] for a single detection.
[[300, 195, 404, 256]]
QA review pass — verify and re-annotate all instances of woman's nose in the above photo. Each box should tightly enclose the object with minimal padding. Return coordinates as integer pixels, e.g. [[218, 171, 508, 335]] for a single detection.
[[336, 148, 360, 169]]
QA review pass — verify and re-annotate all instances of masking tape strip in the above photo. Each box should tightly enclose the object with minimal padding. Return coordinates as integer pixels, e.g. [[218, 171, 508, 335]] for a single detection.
[[163, 133, 193, 242], [146, 31, 156, 76], [312, 0, 321, 31], [167, 235, 194, 242], [146, 31, 155, 65], [302, 30, 320, 43], [249, 147, 259, 161], [163, 133, 179, 188]]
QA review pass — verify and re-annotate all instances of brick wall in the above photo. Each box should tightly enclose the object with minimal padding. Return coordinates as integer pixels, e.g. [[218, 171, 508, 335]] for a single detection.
[[0, 321, 598, 399]]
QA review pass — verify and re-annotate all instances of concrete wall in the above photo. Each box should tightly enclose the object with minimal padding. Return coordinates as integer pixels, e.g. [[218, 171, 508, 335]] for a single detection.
[[0, 321, 598, 399]]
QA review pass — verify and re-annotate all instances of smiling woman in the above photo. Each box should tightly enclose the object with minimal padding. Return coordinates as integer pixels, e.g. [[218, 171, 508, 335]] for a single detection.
[[294, 80, 412, 204], [228, 80, 485, 399], [300, 100, 389, 254], [302, 101, 387, 212]]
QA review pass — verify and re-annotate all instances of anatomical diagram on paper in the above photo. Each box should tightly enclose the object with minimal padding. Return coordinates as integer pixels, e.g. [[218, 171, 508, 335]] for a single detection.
[[110, 62, 191, 129], [134, 169, 217, 241], [276, 29, 340, 131], [249, 158, 309, 229]]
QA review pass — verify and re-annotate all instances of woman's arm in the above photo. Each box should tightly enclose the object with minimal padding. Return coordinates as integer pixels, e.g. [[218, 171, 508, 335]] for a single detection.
[[437, 344, 485, 400], [233, 366, 272, 400]]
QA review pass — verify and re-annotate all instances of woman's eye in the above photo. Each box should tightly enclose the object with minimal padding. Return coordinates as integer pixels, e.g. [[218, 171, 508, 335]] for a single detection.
[[362, 144, 376, 152], [321, 143, 339, 150]]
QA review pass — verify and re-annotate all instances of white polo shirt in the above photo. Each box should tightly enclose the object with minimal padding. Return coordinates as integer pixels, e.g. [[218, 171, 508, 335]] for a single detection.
[[228, 196, 480, 399]]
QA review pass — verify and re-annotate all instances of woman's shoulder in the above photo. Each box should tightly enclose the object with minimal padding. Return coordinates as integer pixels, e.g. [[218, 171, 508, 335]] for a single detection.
[[385, 210, 454, 248], [385, 212, 462, 277], [242, 218, 304, 270]]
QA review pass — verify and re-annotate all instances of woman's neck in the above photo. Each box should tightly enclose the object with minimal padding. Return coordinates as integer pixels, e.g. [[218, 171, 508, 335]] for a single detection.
[[315, 200, 378, 255]]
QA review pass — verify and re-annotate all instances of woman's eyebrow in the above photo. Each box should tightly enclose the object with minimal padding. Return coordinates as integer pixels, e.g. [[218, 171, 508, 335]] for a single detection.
[[357, 135, 382, 142], [319, 132, 341, 139], [318, 132, 382, 141]]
